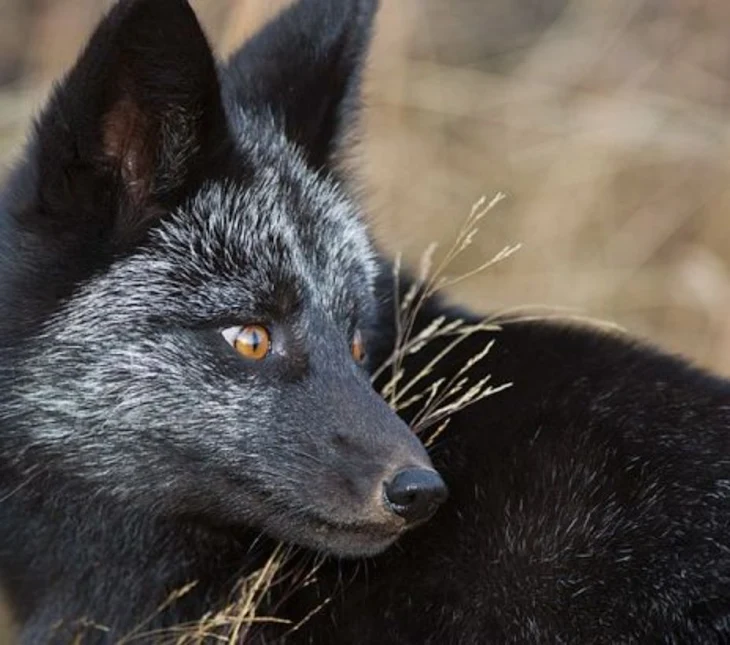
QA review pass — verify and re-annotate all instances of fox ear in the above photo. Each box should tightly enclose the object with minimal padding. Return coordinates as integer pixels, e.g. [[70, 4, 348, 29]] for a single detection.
[[32, 0, 227, 245], [226, 0, 379, 172]]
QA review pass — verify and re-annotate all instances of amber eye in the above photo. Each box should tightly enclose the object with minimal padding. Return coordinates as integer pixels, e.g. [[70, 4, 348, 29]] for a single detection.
[[222, 325, 271, 360], [351, 329, 366, 363]]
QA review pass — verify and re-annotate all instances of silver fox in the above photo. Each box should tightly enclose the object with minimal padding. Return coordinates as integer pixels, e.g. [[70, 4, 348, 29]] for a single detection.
[[0, 0, 447, 640], [3, 0, 730, 644]]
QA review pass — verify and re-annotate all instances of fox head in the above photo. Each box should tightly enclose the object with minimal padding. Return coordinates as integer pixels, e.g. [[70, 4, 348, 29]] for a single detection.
[[0, 0, 446, 557]]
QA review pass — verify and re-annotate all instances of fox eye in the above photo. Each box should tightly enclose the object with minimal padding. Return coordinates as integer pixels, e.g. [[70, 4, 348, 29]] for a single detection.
[[351, 329, 366, 363], [222, 325, 271, 360]]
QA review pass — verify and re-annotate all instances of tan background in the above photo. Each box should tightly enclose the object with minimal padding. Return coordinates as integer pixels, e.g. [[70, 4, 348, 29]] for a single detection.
[[2, 0, 730, 642]]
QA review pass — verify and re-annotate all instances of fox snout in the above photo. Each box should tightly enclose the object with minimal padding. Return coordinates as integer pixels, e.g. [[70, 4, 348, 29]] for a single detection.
[[268, 363, 449, 556]]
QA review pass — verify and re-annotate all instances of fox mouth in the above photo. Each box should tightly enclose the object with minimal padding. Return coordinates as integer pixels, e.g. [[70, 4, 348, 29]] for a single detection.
[[208, 488, 408, 557], [302, 514, 407, 557]]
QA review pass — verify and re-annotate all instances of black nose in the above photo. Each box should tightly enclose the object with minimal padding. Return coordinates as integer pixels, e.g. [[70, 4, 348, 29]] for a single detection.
[[384, 469, 448, 523]]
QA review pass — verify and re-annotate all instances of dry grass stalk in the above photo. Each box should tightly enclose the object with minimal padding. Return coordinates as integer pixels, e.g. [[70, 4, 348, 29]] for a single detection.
[[377, 194, 518, 446], [114, 546, 294, 645]]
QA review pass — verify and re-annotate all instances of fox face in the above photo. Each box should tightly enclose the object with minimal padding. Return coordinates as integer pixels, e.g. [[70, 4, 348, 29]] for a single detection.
[[0, 0, 445, 557]]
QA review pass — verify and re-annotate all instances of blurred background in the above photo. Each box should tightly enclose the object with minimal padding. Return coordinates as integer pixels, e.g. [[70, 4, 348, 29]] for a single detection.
[[1, 0, 730, 637]]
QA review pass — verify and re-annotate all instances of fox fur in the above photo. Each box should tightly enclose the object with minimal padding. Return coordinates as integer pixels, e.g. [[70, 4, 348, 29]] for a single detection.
[[0, 0, 729, 643]]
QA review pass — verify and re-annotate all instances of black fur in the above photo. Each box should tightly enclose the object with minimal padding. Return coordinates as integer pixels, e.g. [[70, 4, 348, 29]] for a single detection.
[[284, 289, 730, 644], [1, 0, 730, 643], [225, 0, 377, 171]]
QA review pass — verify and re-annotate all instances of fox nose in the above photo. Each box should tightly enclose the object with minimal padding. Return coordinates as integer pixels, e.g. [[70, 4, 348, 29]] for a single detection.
[[384, 468, 448, 523]]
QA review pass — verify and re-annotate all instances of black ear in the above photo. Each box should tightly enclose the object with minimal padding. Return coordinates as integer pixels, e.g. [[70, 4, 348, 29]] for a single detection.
[[225, 0, 379, 172], [31, 0, 227, 246]]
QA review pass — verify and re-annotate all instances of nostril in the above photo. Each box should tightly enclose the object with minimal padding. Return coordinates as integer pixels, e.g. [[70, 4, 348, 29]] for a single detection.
[[384, 468, 448, 524]]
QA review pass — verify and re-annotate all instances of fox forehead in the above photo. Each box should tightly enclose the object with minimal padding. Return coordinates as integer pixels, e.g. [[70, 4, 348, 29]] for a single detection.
[[53, 148, 378, 334], [162, 175, 377, 314], [168, 152, 378, 300]]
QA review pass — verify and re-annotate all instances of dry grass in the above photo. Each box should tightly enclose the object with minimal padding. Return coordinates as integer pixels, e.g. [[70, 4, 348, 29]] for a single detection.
[[3, 0, 730, 642], [377, 194, 517, 447], [115, 546, 296, 644]]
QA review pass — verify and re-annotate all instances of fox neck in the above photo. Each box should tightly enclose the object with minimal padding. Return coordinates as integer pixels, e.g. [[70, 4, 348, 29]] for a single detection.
[[0, 461, 279, 641]]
